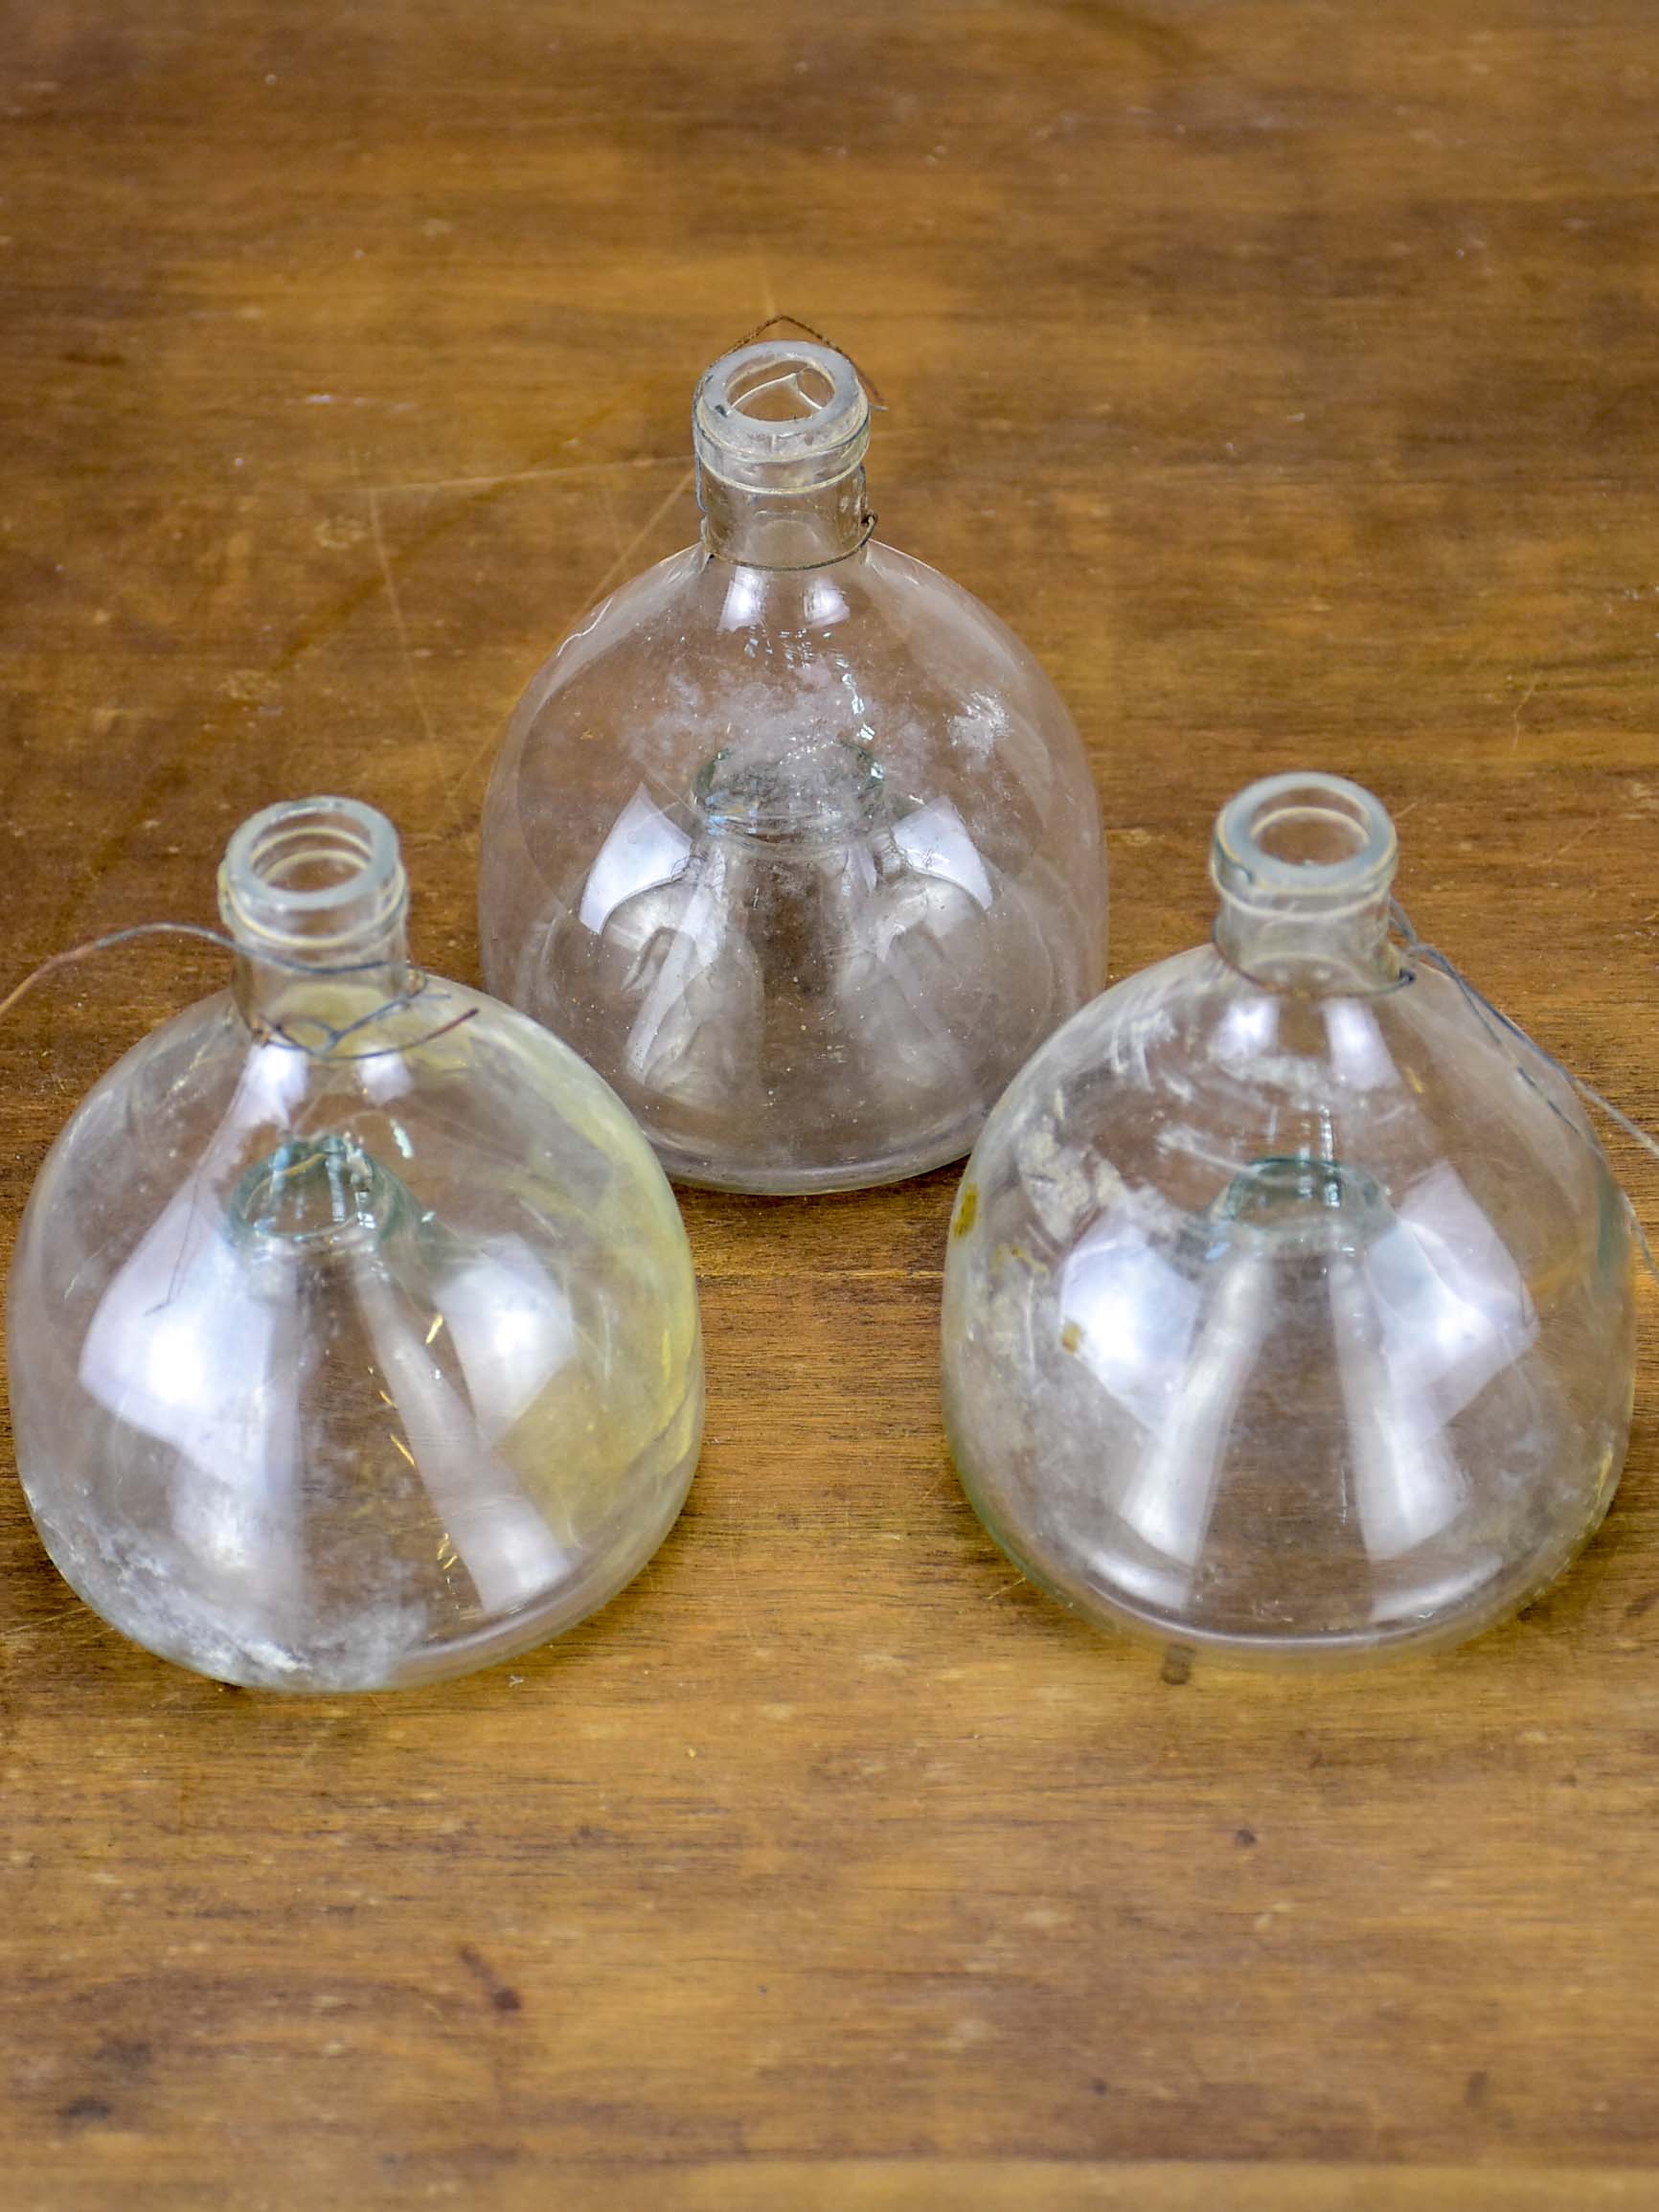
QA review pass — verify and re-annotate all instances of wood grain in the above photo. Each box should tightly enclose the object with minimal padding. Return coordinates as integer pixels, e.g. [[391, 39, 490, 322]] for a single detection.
[[4, 1, 1659, 2203]]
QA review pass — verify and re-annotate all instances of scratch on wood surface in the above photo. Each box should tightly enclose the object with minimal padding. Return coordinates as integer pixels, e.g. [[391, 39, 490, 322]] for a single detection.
[[726, 1539, 761, 1655], [444, 464, 696, 806], [1511, 671, 1542, 746], [374, 454, 682, 497], [751, 239, 780, 322], [293, 1721, 338, 1773], [598, 471, 625, 562], [572, 465, 697, 627], [367, 485, 463, 829]]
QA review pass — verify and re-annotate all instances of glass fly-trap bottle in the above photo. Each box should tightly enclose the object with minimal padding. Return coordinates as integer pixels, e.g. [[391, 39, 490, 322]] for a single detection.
[[942, 772, 1636, 1664], [479, 335, 1107, 1193], [6, 798, 703, 1690]]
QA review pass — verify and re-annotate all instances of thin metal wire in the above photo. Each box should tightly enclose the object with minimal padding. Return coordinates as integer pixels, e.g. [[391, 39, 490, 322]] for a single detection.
[[1206, 900, 1658, 1282], [701, 510, 878, 575], [0, 923, 479, 1061], [1390, 898, 1659, 1283], [722, 312, 890, 413]]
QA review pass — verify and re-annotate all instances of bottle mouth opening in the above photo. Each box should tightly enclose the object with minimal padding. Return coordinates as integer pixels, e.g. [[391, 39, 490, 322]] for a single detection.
[[693, 339, 871, 492], [1212, 772, 1398, 916], [693, 735, 887, 843], [230, 1134, 402, 1252], [1212, 1155, 1391, 1247], [219, 796, 408, 954]]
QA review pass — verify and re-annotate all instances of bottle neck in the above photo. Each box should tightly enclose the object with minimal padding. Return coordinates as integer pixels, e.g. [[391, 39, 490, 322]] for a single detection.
[[218, 798, 413, 1055], [1210, 774, 1400, 992], [692, 337, 874, 570], [699, 464, 869, 568], [1214, 884, 1398, 992], [232, 918, 412, 1049]]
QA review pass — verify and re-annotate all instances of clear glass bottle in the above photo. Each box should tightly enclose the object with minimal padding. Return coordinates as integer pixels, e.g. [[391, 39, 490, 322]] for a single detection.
[[943, 772, 1636, 1664], [479, 336, 1107, 1193], [6, 798, 703, 1690]]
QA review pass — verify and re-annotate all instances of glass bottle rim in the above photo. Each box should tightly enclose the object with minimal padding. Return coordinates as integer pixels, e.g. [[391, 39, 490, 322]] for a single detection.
[[693, 339, 871, 492], [1211, 771, 1398, 919], [218, 795, 409, 955]]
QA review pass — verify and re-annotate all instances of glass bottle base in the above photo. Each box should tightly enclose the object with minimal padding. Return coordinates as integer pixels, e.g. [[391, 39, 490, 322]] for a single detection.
[[658, 1128, 975, 1196], [944, 1418, 1624, 1672], [29, 1454, 697, 1693]]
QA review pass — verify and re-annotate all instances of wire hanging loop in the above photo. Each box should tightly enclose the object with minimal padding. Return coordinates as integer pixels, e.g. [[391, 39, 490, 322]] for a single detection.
[[1389, 897, 1659, 1284], [0, 923, 479, 1062], [724, 312, 890, 414]]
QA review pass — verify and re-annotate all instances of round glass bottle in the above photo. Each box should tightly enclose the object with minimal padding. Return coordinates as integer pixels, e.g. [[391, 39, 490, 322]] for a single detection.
[[943, 773, 1636, 1664], [7, 798, 703, 1690], [479, 337, 1107, 1193]]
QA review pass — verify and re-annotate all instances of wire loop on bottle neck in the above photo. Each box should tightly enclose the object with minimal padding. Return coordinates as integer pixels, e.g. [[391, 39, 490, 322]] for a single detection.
[[718, 314, 889, 414], [702, 509, 876, 574], [0, 923, 478, 1062], [1385, 899, 1659, 1282]]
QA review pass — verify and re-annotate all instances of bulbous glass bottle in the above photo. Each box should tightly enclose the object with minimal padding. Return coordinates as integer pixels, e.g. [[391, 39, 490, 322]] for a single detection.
[[6, 798, 703, 1690], [479, 336, 1107, 1193], [943, 773, 1636, 1664]]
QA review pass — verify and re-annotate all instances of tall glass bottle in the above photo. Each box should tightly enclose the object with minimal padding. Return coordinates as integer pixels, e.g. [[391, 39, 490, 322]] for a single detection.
[[7, 798, 703, 1690], [943, 773, 1636, 1663], [479, 337, 1107, 1193]]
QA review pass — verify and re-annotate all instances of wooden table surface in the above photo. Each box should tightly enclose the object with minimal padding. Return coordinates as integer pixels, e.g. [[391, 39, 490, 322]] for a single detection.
[[6, 1, 1659, 2203]]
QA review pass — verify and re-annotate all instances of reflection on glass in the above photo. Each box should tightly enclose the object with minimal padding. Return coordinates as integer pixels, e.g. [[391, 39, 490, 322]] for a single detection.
[[944, 773, 1635, 1664], [480, 337, 1107, 1192], [10, 798, 704, 1690], [578, 786, 692, 938]]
